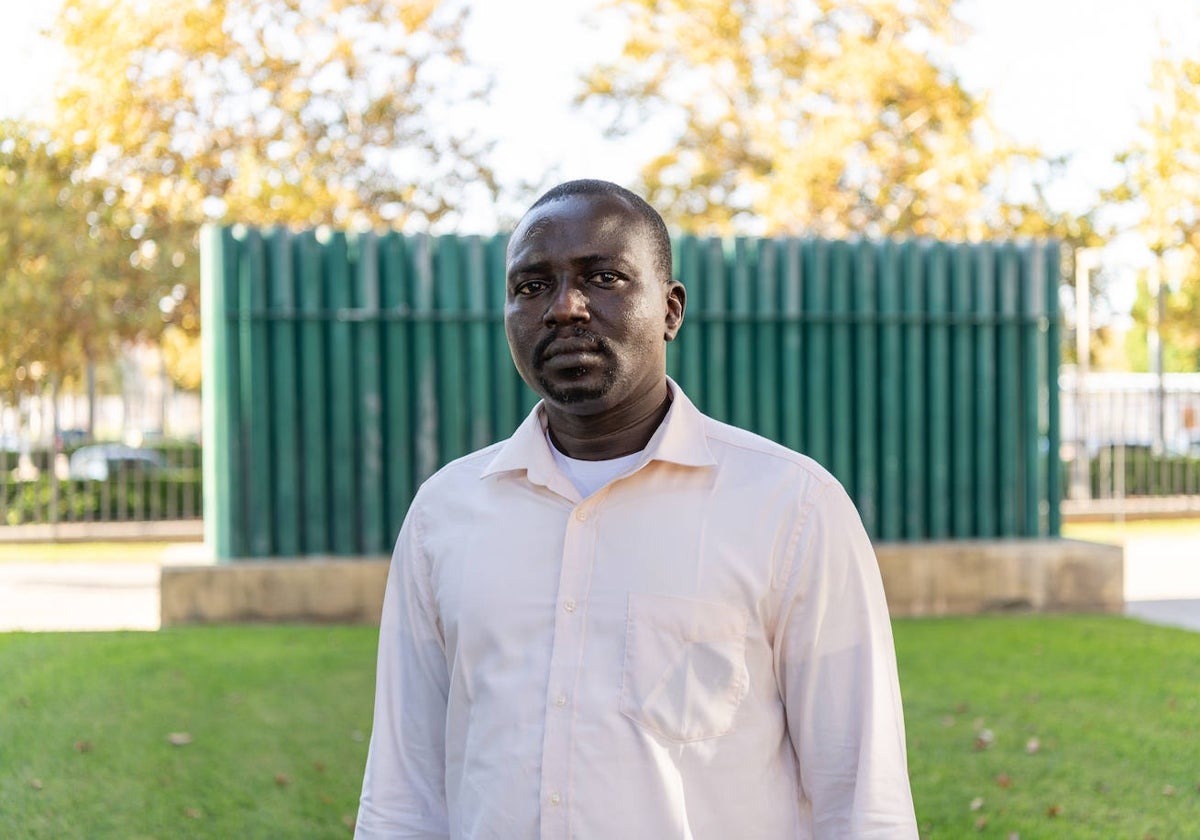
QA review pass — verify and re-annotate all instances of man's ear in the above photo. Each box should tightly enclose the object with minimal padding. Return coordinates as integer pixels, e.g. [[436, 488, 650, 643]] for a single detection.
[[664, 280, 686, 341]]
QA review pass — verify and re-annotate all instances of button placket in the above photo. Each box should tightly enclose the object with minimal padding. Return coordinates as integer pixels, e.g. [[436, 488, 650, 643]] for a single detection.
[[538, 501, 599, 839]]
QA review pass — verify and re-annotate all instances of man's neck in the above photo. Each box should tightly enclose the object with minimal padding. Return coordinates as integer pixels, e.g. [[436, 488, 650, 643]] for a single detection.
[[544, 382, 671, 461]]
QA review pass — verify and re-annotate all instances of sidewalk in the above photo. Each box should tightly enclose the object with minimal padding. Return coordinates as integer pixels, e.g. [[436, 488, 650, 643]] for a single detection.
[[0, 536, 1195, 632], [1120, 532, 1200, 631], [0, 543, 210, 632]]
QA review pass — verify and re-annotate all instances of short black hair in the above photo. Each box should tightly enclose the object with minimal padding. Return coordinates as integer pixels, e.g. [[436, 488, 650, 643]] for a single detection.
[[525, 179, 673, 282]]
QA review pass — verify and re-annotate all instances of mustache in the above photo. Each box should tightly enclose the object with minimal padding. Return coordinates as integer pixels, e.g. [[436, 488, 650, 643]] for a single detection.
[[533, 327, 610, 365]]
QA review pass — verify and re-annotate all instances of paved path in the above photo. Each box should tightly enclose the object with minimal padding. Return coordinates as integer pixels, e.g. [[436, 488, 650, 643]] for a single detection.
[[0, 543, 209, 632], [1125, 599, 1200, 632], [0, 562, 161, 631], [1121, 534, 1200, 631], [0, 537, 1195, 632]]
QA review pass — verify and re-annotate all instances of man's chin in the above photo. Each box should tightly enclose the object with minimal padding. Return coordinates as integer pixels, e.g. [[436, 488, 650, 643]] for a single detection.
[[536, 370, 616, 410]]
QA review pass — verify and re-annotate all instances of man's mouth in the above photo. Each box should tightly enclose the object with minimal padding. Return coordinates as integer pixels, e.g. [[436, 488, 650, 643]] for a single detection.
[[543, 338, 601, 360], [536, 331, 606, 367]]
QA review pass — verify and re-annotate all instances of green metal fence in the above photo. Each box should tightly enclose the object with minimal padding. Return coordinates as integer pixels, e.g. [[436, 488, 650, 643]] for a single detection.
[[201, 226, 1062, 559]]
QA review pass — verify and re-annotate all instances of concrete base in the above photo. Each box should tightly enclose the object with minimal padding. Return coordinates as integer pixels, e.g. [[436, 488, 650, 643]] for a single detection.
[[161, 558, 390, 626], [877, 539, 1124, 617], [160, 539, 1124, 626]]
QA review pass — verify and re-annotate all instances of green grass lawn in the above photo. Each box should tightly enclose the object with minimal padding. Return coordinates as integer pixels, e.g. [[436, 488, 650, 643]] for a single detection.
[[898, 616, 1200, 839], [2, 616, 1198, 839], [1, 626, 376, 839]]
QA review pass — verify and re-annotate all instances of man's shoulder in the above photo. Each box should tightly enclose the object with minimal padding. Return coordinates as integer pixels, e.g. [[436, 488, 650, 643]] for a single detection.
[[414, 440, 507, 499], [699, 414, 839, 489]]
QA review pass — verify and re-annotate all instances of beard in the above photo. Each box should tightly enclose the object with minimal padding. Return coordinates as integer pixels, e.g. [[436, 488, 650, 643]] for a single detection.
[[536, 365, 619, 405], [531, 327, 619, 405]]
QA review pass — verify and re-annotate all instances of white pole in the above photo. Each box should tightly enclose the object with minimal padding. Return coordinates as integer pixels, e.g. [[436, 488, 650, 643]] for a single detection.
[[1072, 248, 1101, 501]]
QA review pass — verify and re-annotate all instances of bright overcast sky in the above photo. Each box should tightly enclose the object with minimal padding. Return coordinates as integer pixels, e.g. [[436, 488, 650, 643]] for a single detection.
[[2, 0, 1198, 253]]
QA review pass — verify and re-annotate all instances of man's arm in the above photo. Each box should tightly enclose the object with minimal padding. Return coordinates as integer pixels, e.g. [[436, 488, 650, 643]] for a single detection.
[[356, 504, 451, 840], [774, 481, 918, 839]]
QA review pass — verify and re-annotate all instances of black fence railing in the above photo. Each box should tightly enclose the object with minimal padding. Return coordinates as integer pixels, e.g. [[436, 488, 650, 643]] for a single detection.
[[0, 440, 202, 527]]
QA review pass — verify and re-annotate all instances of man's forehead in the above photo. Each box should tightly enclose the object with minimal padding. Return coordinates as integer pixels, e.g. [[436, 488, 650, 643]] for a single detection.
[[507, 194, 648, 265]]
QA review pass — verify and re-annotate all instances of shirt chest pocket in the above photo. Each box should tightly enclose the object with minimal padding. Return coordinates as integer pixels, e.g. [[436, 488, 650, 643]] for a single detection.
[[619, 593, 750, 743]]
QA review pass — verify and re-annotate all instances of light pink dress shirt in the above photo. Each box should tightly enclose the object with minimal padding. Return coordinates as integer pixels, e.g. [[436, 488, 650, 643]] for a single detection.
[[356, 380, 917, 839]]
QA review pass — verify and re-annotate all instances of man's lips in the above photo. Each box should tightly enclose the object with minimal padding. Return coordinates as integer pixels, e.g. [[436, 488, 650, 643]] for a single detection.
[[542, 337, 603, 361], [535, 331, 607, 367]]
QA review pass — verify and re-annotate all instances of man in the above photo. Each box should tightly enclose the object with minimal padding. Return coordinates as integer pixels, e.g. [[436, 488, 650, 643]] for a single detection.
[[356, 180, 917, 838]]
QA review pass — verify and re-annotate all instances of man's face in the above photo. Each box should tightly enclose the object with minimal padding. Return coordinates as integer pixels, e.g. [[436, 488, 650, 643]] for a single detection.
[[504, 193, 683, 415]]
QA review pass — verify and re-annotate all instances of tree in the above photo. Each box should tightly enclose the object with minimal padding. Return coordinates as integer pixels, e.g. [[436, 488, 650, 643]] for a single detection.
[[53, 0, 495, 230], [0, 120, 174, 401], [579, 0, 1083, 241], [1111, 51, 1200, 372], [48, 0, 498, 386]]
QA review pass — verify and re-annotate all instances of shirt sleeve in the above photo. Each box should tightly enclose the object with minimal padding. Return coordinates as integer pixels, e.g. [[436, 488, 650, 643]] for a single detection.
[[356, 500, 452, 840], [773, 480, 918, 839]]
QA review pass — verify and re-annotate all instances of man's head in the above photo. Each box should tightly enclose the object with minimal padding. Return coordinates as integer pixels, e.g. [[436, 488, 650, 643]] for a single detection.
[[504, 180, 685, 416]]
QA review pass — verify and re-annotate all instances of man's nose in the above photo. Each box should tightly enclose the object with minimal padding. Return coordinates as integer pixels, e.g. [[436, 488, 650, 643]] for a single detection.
[[544, 282, 590, 326]]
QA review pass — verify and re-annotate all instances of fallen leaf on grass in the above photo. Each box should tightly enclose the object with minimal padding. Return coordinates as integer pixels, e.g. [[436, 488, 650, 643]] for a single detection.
[[30, 779, 43, 790], [974, 729, 995, 751], [995, 773, 1012, 789], [74, 740, 93, 753], [940, 715, 956, 728], [1025, 737, 1040, 754], [955, 701, 969, 713], [18, 696, 30, 707], [185, 807, 202, 819], [313, 760, 326, 773], [974, 816, 988, 830], [275, 773, 290, 787], [1046, 804, 1062, 818], [167, 732, 193, 746], [1007, 834, 1020, 840], [969, 797, 984, 811], [1163, 785, 1176, 797], [342, 814, 356, 832], [320, 794, 333, 805]]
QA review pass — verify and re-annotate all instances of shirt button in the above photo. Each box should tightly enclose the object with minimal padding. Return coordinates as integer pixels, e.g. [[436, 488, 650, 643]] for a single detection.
[[574, 509, 588, 521], [549, 792, 562, 806], [563, 599, 577, 613], [555, 694, 567, 707]]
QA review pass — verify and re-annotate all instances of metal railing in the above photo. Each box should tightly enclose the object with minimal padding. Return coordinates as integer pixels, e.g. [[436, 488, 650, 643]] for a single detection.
[[1059, 371, 1200, 516], [0, 439, 203, 528], [5, 373, 1197, 531]]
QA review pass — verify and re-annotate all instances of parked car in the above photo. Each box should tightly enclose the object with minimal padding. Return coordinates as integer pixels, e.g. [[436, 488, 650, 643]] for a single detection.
[[67, 444, 164, 481], [56, 428, 89, 450]]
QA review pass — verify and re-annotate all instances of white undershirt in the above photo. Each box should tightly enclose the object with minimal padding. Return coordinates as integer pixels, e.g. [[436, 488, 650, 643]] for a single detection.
[[547, 432, 644, 498]]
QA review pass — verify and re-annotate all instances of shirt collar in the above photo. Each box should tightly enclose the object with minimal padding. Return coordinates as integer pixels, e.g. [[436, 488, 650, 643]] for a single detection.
[[480, 377, 716, 488]]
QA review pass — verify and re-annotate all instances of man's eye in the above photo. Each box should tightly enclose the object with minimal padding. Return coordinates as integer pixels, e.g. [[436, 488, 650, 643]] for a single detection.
[[591, 271, 621, 285], [515, 280, 546, 296]]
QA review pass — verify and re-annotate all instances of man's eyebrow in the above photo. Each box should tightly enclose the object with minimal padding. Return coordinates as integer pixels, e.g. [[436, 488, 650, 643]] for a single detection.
[[508, 259, 551, 278], [574, 254, 626, 270], [508, 254, 631, 277]]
